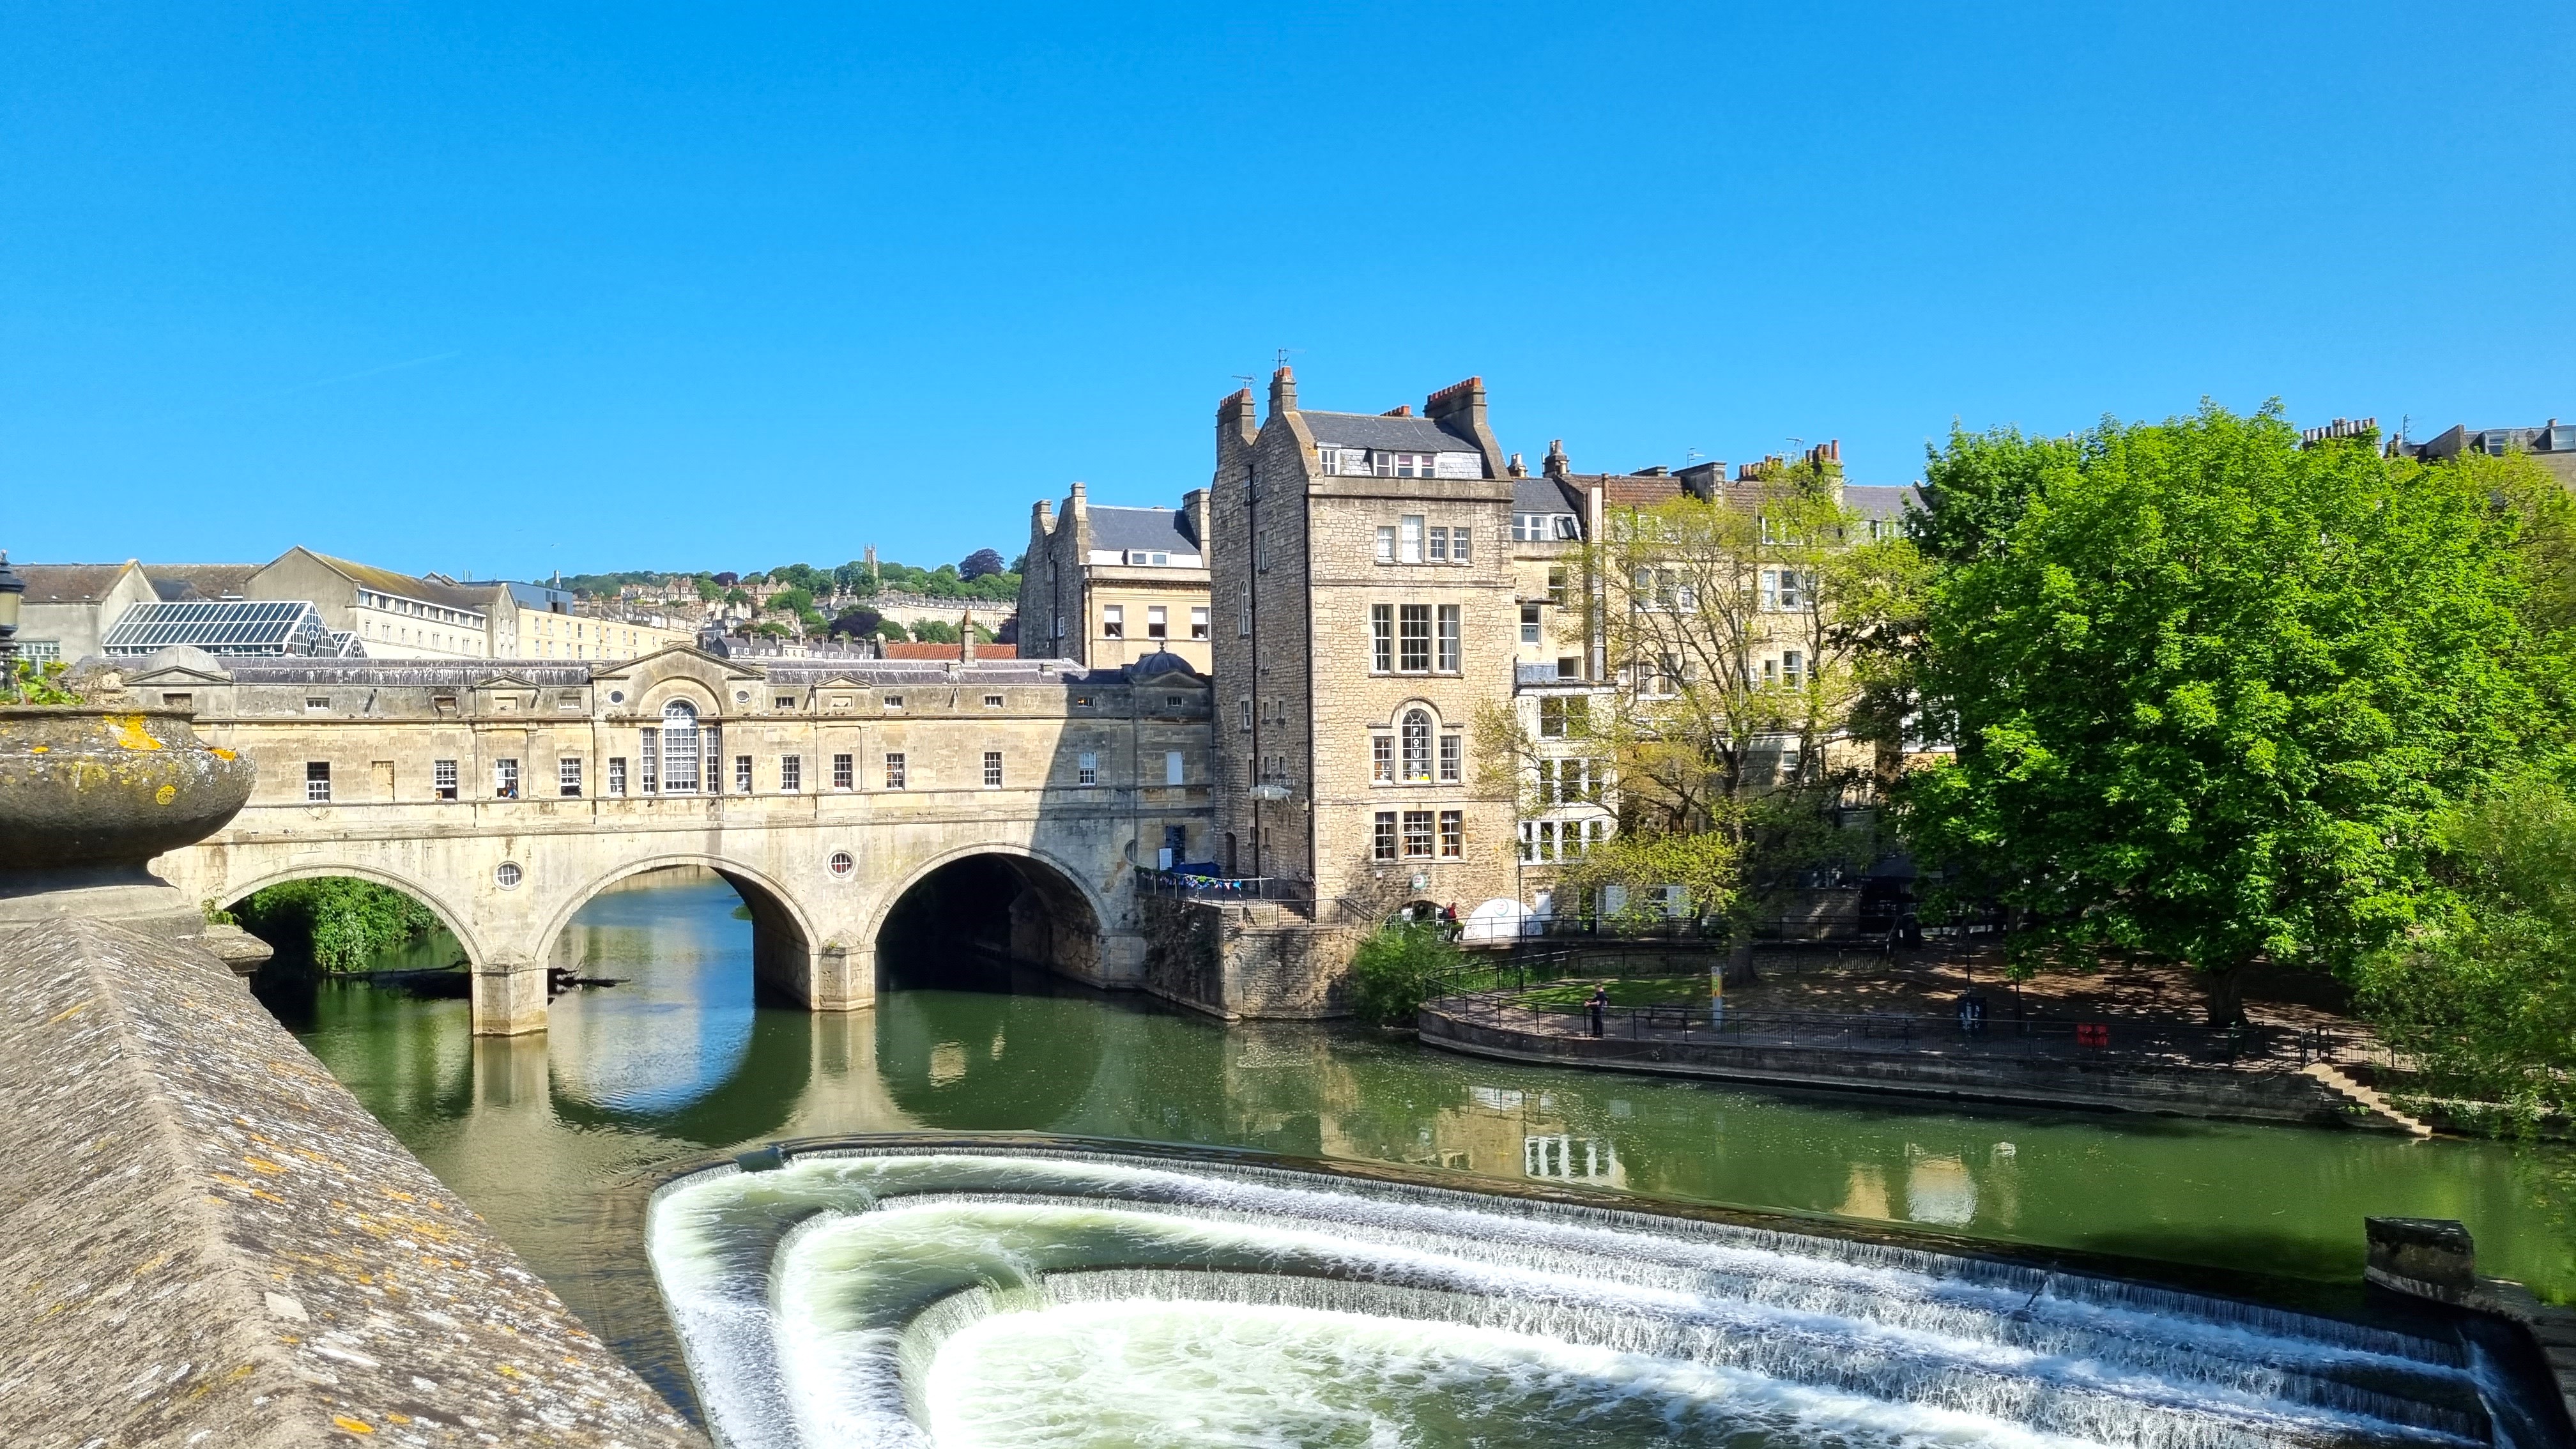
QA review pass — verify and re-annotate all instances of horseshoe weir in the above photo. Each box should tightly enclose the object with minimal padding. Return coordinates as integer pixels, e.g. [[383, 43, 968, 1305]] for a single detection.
[[649, 1142, 2554, 1449]]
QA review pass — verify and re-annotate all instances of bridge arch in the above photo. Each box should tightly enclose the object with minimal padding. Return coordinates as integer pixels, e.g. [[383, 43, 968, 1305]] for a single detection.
[[218, 861, 490, 970], [866, 841, 1109, 987], [535, 852, 827, 1007]]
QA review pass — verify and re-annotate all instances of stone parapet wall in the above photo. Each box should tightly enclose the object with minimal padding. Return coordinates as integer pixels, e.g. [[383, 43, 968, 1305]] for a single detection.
[[1418, 1009, 2361, 1126], [0, 917, 704, 1448]]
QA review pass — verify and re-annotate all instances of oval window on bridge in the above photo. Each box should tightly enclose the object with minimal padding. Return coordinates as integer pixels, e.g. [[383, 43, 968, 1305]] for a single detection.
[[494, 861, 523, 889], [827, 851, 855, 880]]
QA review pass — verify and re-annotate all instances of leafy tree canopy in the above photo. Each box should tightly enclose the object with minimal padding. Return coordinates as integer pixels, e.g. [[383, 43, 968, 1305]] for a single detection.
[[960, 548, 1007, 579], [1902, 402, 2552, 1022]]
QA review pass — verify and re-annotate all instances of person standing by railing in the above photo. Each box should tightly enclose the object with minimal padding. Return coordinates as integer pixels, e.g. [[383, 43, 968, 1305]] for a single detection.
[[1588, 984, 1608, 1039]]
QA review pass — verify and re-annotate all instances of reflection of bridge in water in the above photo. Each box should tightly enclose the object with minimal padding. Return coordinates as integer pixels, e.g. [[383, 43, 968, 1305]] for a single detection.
[[133, 643, 1215, 1033]]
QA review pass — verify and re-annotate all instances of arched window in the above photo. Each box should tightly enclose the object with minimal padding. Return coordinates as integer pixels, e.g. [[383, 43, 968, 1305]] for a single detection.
[[661, 699, 702, 793], [1400, 709, 1433, 783]]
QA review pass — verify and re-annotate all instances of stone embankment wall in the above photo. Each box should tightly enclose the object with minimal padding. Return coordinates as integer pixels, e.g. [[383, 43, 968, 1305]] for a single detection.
[[0, 917, 705, 1448], [1137, 895, 1351, 1019], [1418, 1009, 2363, 1126]]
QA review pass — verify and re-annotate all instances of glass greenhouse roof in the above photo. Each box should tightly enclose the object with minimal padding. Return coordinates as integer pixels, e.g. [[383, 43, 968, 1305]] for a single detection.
[[101, 600, 356, 657]]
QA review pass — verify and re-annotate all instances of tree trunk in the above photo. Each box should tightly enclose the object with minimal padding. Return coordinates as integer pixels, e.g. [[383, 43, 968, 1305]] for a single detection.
[[2202, 964, 2247, 1029]]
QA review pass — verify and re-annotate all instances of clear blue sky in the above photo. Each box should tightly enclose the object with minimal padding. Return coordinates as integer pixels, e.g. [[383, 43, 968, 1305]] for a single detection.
[[8, 4, 2571, 580]]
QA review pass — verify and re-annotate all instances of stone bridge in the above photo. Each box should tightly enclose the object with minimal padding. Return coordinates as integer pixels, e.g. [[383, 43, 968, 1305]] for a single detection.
[[122, 645, 1217, 1033]]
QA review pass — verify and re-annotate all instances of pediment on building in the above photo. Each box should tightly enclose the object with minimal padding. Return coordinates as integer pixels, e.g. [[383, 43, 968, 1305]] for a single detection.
[[594, 643, 763, 687], [120, 661, 234, 687]]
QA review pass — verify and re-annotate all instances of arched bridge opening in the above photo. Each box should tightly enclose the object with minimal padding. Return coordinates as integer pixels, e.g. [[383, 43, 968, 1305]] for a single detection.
[[222, 869, 477, 1030], [542, 859, 820, 1012], [876, 852, 1103, 992]]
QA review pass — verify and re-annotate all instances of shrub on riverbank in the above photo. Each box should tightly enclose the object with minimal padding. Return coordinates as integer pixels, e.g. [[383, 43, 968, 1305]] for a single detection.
[[1346, 923, 1461, 1028], [236, 878, 441, 973]]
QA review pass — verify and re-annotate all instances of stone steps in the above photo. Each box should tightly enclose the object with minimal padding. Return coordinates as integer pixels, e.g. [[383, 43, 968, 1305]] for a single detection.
[[2303, 1061, 2435, 1136]]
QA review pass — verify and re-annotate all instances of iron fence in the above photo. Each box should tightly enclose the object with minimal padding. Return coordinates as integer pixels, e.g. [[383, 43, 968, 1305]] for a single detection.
[[1423, 964, 2393, 1071], [1135, 868, 1312, 905]]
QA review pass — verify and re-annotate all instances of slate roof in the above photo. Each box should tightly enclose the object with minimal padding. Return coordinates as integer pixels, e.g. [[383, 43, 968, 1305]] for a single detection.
[[500, 581, 576, 610], [223, 661, 596, 686], [1085, 506, 1201, 558], [1300, 411, 1483, 456], [1843, 484, 1919, 522], [145, 564, 260, 601], [300, 550, 494, 613], [1512, 476, 1584, 515], [15, 564, 137, 604]]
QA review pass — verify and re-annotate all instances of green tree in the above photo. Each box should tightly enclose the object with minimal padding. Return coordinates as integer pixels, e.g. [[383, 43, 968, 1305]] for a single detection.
[[1345, 922, 1460, 1027], [236, 878, 441, 973], [1909, 424, 2083, 566], [912, 619, 960, 644], [694, 575, 721, 602], [765, 586, 815, 616], [877, 619, 910, 643], [1904, 402, 2545, 1024], [2355, 769, 2576, 1129]]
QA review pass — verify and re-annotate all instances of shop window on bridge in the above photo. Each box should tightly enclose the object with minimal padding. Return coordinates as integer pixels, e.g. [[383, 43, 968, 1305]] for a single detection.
[[781, 755, 802, 792], [305, 762, 331, 802], [983, 751, 1004, 788], [832, 753, 853, 790], [885, 752, 907, 789], [1078, 751, 1098, 786], [559, 757, 583, 797], [735, 755, 753, 793], [433, 758, 457, 801], [493, 758, 520, 800], [608, 757, 627, 795], [640, 729, 659, 793]]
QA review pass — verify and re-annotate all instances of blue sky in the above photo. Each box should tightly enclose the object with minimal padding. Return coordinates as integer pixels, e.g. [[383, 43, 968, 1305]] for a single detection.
[[6, 3, 2571, 579]]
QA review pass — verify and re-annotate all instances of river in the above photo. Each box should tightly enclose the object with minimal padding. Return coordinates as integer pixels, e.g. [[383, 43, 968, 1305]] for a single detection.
[[252, 868, 2576, 1418]]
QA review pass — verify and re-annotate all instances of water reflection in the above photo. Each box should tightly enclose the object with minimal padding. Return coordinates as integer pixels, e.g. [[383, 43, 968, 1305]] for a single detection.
[[264, 870, 2576, 1405]]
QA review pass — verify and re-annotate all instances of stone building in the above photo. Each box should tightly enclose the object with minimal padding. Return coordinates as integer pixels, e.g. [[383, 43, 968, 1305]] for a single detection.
[[489, 579, 697, 660], [1020, 484, 1213, 672], [13, 560, 304, 662], [13, 561, 164, 662], [247, 546, 494, 660], [1207, 369, 1520, 921], [2388, 418, 2576, 489]]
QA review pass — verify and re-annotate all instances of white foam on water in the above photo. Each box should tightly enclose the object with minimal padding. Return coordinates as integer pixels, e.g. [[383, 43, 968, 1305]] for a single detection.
[[645, 1147, 2497, 1449], [924, 1298, 2114, 1449]]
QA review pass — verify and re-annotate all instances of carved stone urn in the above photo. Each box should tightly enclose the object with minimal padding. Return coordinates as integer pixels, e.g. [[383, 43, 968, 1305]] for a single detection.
[[0, 699, 259, 951]]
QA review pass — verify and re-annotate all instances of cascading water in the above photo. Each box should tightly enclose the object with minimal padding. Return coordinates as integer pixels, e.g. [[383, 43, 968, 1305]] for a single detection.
[[647, 1144, 2543, 1449]]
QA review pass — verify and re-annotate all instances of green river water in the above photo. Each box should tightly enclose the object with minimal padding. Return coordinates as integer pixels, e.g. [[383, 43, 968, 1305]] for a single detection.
[[254, 870, 2576, 1415]]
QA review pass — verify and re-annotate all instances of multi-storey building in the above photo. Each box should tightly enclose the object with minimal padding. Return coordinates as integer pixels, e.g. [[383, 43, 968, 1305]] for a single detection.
[[1207, 369, 1520, 919], [1020, 484, 1213, 672], [248, 548, 493, 660], [489, 580, 696, 660], [2386, 418, 2576, 490]]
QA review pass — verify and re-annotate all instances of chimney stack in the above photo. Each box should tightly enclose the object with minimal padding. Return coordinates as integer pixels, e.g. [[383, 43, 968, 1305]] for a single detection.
[[1216, 388, 1257, 451], [1424, 376, 1505, 479], [1268, 366, 1298, 420], [1543, 439, 1570, 479], [961, 608, 976, 663]]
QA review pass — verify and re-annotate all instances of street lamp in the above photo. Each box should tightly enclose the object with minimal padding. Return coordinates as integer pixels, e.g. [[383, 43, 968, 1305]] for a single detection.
[[0, 550, 23, 673]]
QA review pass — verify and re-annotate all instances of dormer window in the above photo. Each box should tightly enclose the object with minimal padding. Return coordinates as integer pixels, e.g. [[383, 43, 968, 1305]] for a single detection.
[[1376, 452, 1438, 478], [1125, 550, 1171, 567]]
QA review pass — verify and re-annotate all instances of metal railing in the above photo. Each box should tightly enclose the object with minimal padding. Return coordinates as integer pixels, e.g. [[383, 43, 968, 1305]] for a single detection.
[[1423, 956, 2393, 1071], [1135, 868, 1312, 905]]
